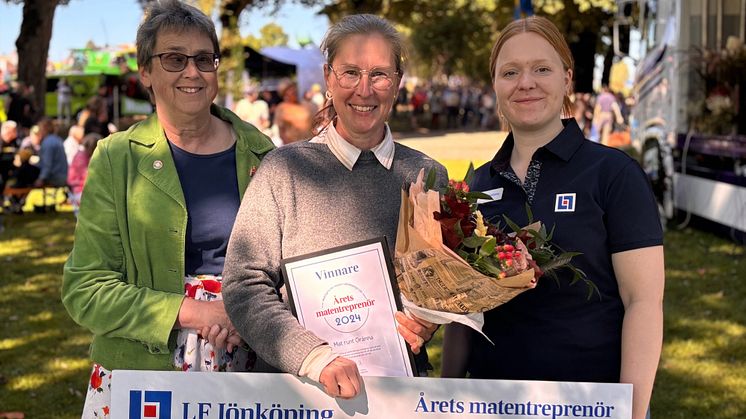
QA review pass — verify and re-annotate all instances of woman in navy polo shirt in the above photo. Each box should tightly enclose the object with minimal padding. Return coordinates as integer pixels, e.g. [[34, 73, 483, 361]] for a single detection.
[[441, 16, 664, 419]]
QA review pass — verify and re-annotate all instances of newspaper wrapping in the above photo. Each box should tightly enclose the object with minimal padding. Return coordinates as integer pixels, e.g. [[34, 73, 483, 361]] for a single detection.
[[394, 173, 536, 315]]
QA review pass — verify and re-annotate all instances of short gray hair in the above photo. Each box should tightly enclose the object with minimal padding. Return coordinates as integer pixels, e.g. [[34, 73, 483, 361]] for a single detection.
[[313, 14, 405, 134], [136, 0, 219, 71]]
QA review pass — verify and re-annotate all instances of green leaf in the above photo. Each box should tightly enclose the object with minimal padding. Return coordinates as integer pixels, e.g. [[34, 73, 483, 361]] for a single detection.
[[525, 203, 534, 224], [546, 224, 555, 241], [465, 191, 493, 201], [462, 235, 489, 248], [586, 279, 601, 300], [463, 162, 476, 185], [479, 236, 497, 257], [538, 251, 581, 272], [425, 167, 437, 191], [502, 214, 522, 233], [453, 219, 465, 238], [476, 257, 504, 276]]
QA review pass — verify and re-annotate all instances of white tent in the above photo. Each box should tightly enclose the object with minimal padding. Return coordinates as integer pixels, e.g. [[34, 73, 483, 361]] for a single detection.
[[260, 46, 326, 97]]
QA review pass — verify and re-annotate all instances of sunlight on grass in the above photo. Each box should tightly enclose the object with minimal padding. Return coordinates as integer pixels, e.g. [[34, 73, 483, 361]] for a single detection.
[[1, 171, 744, 417], [0, 329, 63, 350], [27, 310, 54, 323], [33, 254, 70, 265], [707, 243, 744, 256], [46, 357, 91, 372], [7, 374, 50, 391], [1, 278, 59, 297], [0, 238, 34, 257]]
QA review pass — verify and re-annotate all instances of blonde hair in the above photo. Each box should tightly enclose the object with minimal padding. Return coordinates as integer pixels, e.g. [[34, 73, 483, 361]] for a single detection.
[[312, 14, 405, 135], [489, 16, 574, 117]]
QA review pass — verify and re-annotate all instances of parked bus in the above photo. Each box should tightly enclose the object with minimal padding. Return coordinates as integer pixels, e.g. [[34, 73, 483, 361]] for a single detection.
[[614, 0, 746, 238]]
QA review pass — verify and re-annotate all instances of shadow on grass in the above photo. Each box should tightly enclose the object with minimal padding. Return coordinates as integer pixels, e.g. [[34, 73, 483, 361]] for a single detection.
[[651, 227, 746, 418], [0, 212, 90, 418], [1, 210, 745, 417]]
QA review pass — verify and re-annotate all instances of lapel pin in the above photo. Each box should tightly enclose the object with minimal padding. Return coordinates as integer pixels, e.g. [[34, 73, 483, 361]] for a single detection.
[[153, 160, 163, 170]]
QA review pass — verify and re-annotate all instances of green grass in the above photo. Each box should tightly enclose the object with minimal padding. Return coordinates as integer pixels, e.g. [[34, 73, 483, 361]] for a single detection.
[[0, 211, 90, 417], [1, 196, 745, 417]]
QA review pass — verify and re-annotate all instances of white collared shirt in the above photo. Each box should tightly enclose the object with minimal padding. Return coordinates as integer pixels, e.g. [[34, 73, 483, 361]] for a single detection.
[[310, 123, 395, 171]]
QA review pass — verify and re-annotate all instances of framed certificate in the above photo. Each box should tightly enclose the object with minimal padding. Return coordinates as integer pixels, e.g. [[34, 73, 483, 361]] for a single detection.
[[281, 237, 415, 377]]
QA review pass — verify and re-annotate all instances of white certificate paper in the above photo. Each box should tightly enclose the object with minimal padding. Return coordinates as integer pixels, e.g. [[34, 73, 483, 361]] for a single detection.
[[281, 237, 415, 377]]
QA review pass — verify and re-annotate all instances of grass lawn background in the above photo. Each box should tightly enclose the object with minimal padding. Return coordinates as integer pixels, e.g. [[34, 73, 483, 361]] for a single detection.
[[1, 147, 744, 417]]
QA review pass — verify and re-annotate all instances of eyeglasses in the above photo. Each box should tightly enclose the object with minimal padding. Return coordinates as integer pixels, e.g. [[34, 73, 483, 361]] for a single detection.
[[150, 52, 220, 72], [328, 65, 399, 90]]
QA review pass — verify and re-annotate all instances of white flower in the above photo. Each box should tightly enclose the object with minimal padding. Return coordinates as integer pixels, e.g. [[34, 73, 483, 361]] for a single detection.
[[725, 36, 744, 54], [475, 211, 488, 237], [706, 95, 732, 115]]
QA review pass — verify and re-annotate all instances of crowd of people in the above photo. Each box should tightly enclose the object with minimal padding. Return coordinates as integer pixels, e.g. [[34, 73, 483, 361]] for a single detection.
[[3, 2, 662, 419], [0, 76, 118, 215]]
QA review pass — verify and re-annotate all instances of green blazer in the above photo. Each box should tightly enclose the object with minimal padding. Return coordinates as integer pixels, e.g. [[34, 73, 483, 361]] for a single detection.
[[62, 105, 274, 370]]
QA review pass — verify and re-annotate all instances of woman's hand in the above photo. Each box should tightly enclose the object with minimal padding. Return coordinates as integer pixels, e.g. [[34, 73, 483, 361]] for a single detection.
[[395, 311, 437, 354], [177, 299, 231, 329], [199, 325, 243, 352], [177, 299, 244, 350], [318, 357, 362, 399]]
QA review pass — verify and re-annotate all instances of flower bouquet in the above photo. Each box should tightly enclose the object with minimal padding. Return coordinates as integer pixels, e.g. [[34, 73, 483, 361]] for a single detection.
[[394, 167, 594, 334]]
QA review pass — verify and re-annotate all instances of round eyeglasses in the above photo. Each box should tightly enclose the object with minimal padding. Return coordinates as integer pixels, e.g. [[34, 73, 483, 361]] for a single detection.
[[150, 52, 220, 72], [328, 65, 399, 90]]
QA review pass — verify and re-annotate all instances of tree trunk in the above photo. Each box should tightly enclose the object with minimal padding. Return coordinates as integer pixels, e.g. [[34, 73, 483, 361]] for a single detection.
[[15, 0, 60, 119], [601, 45, 614, 88], [218, 0, 254, 105]]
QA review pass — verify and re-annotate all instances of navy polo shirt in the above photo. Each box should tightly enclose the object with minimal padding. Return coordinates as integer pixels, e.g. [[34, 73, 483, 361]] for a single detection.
[[169, 141, 240, 276], [467, 118, 662, 382]]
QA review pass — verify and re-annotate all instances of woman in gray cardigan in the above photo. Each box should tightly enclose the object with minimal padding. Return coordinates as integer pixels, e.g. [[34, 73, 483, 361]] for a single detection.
[[222, 14, 447, 399]]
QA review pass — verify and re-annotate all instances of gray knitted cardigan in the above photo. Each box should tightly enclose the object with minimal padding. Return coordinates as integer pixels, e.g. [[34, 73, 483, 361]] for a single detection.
[[222, 141, 447, 374]]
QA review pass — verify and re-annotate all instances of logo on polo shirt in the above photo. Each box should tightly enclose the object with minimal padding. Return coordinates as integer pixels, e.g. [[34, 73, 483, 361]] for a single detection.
[[129, 390, 172, 419], [554, 193, 576, 212]]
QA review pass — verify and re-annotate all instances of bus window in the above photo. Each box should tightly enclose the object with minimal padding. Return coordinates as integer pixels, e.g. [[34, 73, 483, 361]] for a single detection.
[[640, 0, 659, 55], [722, 0, 744, 43]]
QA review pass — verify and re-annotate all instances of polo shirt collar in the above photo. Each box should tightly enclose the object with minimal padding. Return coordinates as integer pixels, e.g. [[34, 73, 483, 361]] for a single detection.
[[312, 122, 395, 171], [490, 118, 584, 175]]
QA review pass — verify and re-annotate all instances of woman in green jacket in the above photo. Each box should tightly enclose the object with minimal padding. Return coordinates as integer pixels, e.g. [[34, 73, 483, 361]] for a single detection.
[[61, 1, 273, 417]]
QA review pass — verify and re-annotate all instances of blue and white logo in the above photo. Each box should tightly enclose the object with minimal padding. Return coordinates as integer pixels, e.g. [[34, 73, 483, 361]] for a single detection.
[[554, 193, 576, 212], [129, 390, 172, 419]]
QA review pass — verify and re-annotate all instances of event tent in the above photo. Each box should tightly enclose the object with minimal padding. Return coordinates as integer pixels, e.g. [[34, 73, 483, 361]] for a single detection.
[[259, 46, 325, 97]]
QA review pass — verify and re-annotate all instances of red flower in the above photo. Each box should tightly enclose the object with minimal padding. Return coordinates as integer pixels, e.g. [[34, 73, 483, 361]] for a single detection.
[[103, 406, 110, 416], [201, 280, 222, 294], [90, 365, 102, 389], [435, 217, 464, 249], [443, 192, 471, 220], [448, 179, 470, 192], [184, 283, 198, 298]]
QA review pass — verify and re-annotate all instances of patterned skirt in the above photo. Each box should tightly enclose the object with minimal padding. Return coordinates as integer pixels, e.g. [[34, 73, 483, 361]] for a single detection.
[[81, 274, 255, 418]]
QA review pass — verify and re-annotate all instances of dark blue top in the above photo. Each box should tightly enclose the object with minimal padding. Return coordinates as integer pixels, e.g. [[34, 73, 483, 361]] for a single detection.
[[467, 118, 663, 383], [39, 134, 68, 186], [169, 141, 240, 275]]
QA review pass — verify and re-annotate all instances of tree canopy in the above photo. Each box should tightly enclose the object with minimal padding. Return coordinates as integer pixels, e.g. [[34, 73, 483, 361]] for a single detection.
[[318, 0, 617, 89], [244, 22, 289, 50], [7, 0, 620, 119]]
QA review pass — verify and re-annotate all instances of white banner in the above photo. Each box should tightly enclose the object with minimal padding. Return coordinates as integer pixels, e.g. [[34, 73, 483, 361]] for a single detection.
[[112, 371, 632, 419]]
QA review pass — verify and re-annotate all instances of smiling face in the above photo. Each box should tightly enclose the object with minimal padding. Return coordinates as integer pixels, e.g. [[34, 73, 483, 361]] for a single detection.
[[325, 33, 399, 146], [493, 32, 572, 134], [139, 29, 218, 122]]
